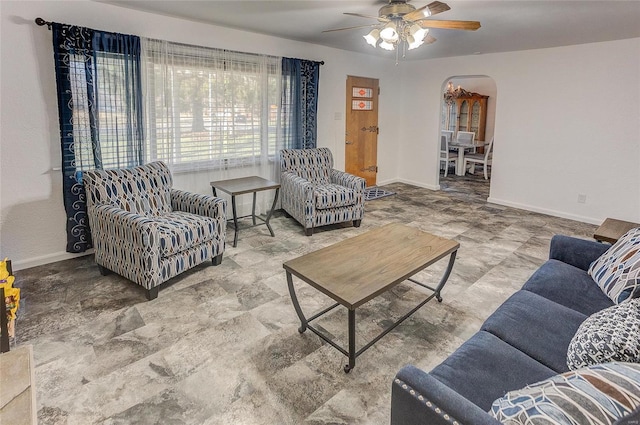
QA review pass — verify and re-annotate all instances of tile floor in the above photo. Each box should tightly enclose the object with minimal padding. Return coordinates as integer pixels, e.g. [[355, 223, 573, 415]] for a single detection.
[[11, 173, 597, 424]]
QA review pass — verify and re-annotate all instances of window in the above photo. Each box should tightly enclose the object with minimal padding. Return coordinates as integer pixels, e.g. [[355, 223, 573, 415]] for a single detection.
[[69, 51, 143, 172], [142, 40, 282, 171]]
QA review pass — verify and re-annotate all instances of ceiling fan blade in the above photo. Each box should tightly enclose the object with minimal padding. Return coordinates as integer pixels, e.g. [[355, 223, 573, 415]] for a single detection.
[[424, 34, 437, 44], [418, 19, 481, 30], [403, 5, 429, 21], [403, 1, 450, 21], [425, 1, 451, 16], [322, 24, 379, 33], [344, 12, 390, 22]]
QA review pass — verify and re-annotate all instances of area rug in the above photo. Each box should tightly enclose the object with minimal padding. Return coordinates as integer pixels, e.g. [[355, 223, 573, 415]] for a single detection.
[[364, 186, 395, 201]]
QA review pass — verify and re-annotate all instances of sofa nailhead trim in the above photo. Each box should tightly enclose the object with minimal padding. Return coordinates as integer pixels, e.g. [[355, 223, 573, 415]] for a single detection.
[[395, 378, 459, 424]]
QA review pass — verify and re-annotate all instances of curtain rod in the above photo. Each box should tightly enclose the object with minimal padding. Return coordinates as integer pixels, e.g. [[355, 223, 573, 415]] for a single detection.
[[35, 17, 52, 29], [34, 17, 324, 65]]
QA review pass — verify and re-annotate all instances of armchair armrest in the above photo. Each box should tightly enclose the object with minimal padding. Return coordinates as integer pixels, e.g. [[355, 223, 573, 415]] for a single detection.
[[91, 205, 159, 247], [549, 235, 609, 271], [330, 169, 365, 192], [281, 171, 316, 228], [392, 366, 501, 425], [170, 189, 227, 220]]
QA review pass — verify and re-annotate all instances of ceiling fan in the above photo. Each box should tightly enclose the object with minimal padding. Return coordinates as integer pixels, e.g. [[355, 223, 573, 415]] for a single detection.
[[323, 1, 480, 54]]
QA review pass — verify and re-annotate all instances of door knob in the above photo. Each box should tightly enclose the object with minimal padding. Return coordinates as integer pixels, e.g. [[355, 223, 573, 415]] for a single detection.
[[345, 141, 353, 145]]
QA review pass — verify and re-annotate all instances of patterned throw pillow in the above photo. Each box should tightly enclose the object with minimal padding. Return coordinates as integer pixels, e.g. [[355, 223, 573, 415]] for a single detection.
[[566, 298, 640, 370], [490, 362, 640, 425], [588, 227, 640, 303]]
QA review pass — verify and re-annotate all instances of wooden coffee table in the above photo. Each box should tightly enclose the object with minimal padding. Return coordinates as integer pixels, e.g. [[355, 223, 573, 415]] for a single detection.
[[283, 223, 459, 373]]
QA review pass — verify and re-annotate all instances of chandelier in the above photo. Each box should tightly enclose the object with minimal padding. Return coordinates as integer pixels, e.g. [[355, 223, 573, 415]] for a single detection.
[[443, 81, 470, 104]]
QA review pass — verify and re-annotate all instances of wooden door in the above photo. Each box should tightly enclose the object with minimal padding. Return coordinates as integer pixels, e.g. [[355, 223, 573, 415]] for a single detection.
[[345, 76, 379, 187]]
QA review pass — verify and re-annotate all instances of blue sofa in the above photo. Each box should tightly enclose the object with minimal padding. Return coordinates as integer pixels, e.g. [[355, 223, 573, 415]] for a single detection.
[[390, 235, 621, 424]]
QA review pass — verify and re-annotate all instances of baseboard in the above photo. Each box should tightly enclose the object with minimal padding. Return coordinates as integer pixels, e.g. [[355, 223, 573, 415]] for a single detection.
[[486, 197, 601, 225], [12, 250, 93, 272], [376, 178, 440, 191]]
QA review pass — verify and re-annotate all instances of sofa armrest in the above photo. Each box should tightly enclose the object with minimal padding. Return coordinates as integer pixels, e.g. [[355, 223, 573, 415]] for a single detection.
[[549, 235, 609, 271], [170, 189, 227, 221], [392, 366, 501, 425], [330, 169, 365, 192]]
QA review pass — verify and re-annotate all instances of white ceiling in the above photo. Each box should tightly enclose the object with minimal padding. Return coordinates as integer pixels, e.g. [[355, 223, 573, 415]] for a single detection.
[[101, 1, 640, 60]]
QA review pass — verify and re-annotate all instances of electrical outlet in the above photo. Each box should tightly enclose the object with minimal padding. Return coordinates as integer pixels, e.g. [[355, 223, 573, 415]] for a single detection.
[[577, 194, 587, 204]]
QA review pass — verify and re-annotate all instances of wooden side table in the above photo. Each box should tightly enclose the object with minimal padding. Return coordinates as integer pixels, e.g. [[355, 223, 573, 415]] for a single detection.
[[593, 218, 639, 243], [210, 176, 280, 247]]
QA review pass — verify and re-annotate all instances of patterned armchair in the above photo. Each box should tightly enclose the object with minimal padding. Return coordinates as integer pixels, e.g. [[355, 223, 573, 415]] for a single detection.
[[83, 161, 226, 300], [280, 148, 365, 236]]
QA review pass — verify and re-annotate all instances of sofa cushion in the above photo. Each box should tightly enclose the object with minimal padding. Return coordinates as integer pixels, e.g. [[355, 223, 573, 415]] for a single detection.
[[156, 212, 219, 257], [588, 227, 640, 304], [522, 259, 613, 315], [482, 290, 587, 373], [314, 184, 356, 209], [429, 331, 556, 411], [489, 362, 640, 425], [567, 298, 640, 370]]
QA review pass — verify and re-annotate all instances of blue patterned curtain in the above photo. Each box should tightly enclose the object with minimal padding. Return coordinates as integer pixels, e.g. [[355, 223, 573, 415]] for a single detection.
[[52, 23, 143, 253], [281, 58, 320, 149]]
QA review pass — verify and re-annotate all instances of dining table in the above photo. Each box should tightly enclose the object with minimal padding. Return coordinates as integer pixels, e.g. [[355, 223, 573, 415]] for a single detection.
[[448, 141, 489, 176]]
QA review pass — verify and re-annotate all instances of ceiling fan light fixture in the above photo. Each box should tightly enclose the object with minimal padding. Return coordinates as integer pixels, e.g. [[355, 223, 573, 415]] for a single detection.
[[409, 24, 428, 42], [379, 40, 396, 51], [407, 37, 424, 50], [363, 28, 380, 47], [379, 22, 399, 42]]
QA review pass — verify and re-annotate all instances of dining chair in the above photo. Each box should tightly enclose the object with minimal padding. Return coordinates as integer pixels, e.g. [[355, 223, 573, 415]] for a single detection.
[[456, 131, 476, 153], [441, 130, 454, 152], [440, 135, 457, 177], [463, 137, 494, 179]]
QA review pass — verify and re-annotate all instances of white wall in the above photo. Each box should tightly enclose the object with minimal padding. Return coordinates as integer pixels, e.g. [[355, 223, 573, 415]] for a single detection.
[[0, 0, 402, 269], [398, 39, 640, 224]]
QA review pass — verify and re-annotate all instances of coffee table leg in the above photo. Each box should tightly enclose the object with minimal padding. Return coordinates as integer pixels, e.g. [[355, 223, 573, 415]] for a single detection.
[[435, 251, 457, 302], [344, 309, 356, 373], [287, 271, 308, 333], [231, 195, 239, 248]]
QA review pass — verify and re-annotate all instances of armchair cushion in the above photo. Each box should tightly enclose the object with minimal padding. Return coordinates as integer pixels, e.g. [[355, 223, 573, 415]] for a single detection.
[[314, 184, 356, 209], [156, 212, 222, 257], [84, 161, 173, 216], [280, 148, 331, 184]]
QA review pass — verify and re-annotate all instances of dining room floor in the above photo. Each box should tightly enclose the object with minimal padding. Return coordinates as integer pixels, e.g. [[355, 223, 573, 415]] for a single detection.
[[12, 178, 595, 425]]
